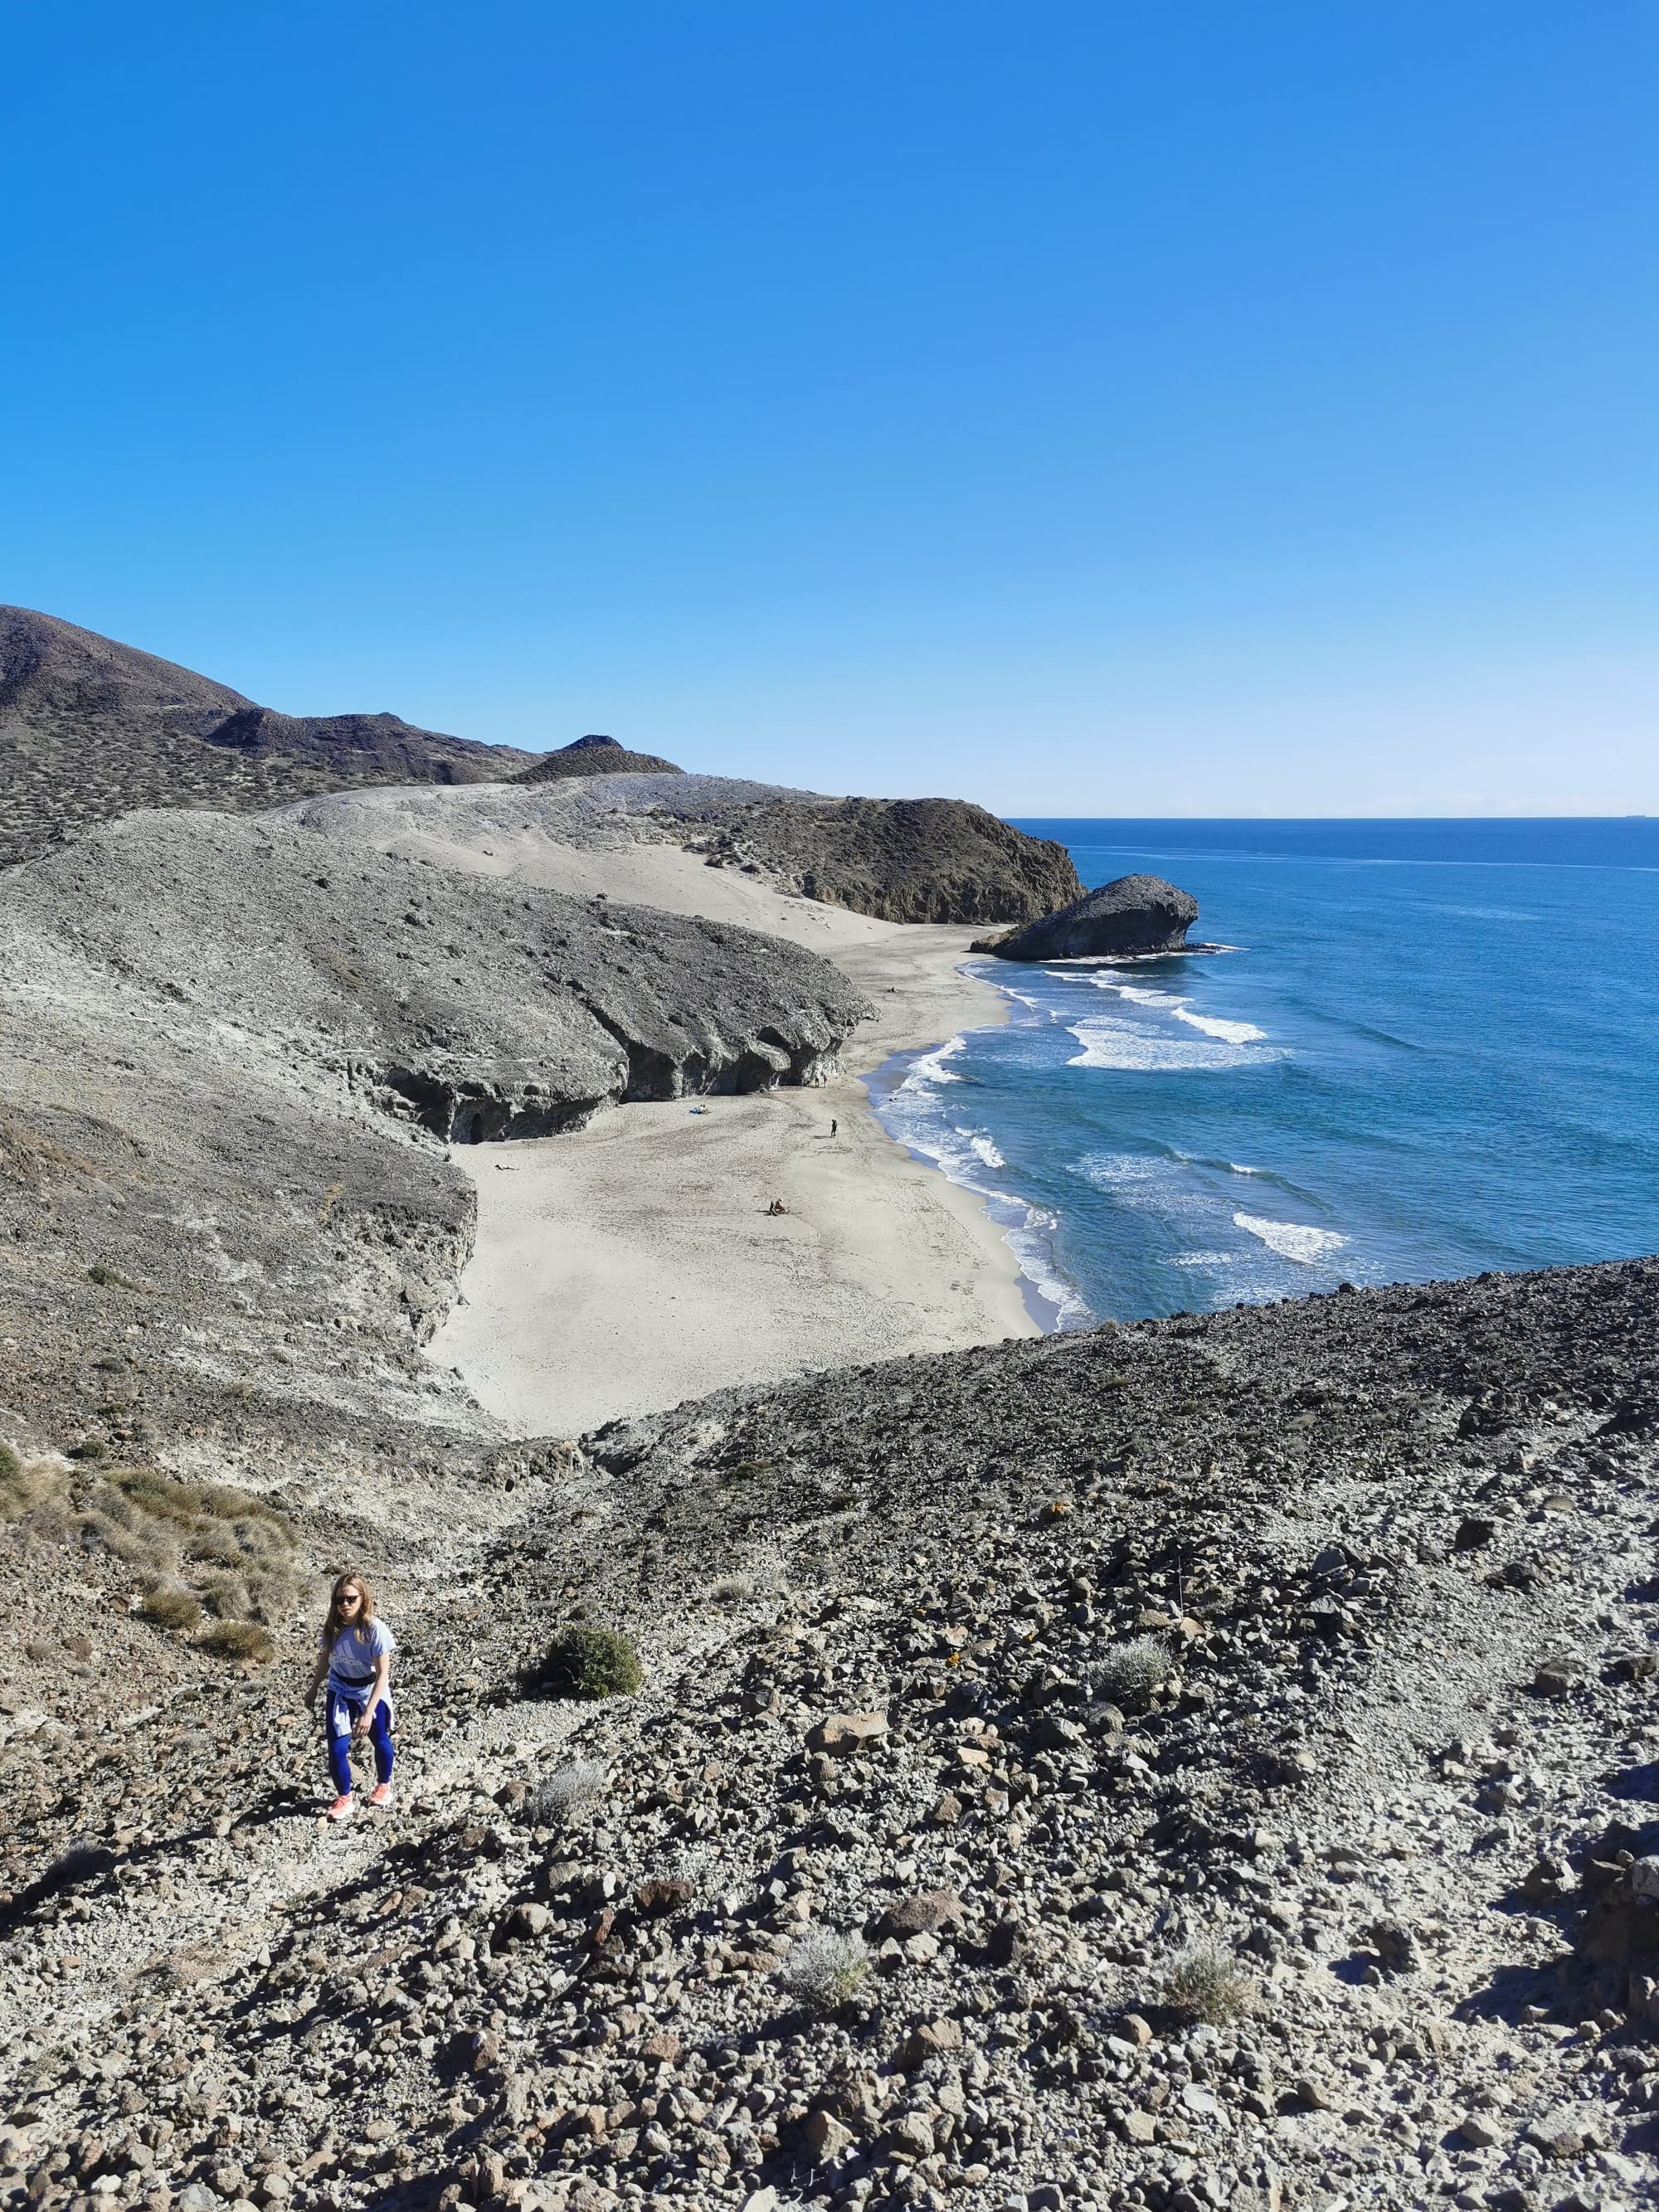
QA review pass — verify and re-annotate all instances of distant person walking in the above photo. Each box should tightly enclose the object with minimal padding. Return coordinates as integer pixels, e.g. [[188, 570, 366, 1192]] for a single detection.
[[305, 1572, 395, 1821], [830, 1118, 837, 1136]]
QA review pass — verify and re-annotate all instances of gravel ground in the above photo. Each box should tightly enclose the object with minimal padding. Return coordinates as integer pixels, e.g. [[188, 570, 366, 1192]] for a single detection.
[[3, 1259, 1657, 2212]]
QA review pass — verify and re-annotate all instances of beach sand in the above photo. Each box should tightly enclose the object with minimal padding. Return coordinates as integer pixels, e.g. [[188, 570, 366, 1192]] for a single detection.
[[311, 790, 1041, 1437]]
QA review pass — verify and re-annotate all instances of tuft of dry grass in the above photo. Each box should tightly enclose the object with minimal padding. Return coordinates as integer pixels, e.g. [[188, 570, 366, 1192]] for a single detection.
[[528, 1760, 609, 1826], [197, 1619, 273, 1663], [776, 1929, 871, 2014], [1093, 1636, 1173, 1709], [1165, 1938, 1256, 2024], [139, 1583, 203, 1631]]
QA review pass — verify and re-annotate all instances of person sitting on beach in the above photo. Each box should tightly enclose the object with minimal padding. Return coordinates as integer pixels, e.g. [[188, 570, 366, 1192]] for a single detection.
[[766, 1197, 789, 1215], [304, 1571, 396, 1821]]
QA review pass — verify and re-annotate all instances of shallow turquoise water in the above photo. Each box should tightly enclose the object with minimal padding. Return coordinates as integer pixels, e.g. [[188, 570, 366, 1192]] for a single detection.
[[869, 819, 1659, 1325]]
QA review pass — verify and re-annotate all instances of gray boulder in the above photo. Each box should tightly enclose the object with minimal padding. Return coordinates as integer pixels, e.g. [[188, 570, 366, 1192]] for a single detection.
[[972, 872, 1198, 960]]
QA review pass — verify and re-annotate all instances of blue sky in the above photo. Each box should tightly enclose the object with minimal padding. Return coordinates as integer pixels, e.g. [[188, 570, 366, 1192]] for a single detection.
[[4, 3, 1656, 814]]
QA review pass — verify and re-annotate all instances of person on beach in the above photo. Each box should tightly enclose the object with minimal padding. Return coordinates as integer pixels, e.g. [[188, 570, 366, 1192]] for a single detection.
[[305, 1572, 395, 1821]]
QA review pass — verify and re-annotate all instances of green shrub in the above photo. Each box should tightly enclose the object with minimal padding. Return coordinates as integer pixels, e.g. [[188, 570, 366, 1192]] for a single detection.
[[526, 1624, 643, 1700], [140, 1584, 202, 1631], [197, 1620, 272, 1663]]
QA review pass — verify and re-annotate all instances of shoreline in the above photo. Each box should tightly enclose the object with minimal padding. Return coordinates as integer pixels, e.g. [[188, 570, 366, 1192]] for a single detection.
[[420, 873, 1044, 1438]]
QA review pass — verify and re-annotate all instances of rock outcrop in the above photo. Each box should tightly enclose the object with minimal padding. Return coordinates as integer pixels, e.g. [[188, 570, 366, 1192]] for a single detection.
[[517, 732, 684, 779], [974, 870, 1199, 959], [667, 792, 1083, 923], [0, 605, 531, 866]]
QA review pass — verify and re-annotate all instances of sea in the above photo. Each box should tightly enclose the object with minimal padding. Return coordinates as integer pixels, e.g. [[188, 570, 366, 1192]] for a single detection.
[[868, 819, 1659, 1329]]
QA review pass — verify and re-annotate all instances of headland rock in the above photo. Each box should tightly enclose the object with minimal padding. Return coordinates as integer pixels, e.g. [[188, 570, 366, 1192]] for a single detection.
[[974, 869, 1199, 958]]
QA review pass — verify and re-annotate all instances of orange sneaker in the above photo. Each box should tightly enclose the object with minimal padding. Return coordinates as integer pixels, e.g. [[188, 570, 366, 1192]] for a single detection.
[[327, 1794, 354, 1822], [369, 1782, 392, 1809]]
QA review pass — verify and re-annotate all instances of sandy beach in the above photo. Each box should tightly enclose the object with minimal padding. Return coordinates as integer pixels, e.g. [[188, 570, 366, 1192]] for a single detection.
[[342, 788, 1041, 1437]]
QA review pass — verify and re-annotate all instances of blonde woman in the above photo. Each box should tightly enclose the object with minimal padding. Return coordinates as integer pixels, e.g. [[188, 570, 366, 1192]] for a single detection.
[[304, 1572, 396, 1821]]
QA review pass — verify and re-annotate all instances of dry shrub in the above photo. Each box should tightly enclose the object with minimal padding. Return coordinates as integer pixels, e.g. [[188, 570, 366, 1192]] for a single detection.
[[200, 1573, 251, 1620], [528, 1760, 608, 1826], [1165, 1939, 1255, 2024], [776, 1929, 870, 2013], [140, 1583, 202, 1631], [1093, 1636, 1172, 1710], [2, 1443, 55, 1519], [197, 1620, 272, 1663]]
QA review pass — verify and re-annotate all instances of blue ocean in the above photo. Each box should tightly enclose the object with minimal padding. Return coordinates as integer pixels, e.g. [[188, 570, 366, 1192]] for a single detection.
[[869, 819, 1659, 1327]]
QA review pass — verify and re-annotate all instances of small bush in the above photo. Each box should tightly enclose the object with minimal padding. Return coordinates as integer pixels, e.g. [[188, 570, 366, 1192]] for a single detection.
[[776, 1929, 870, 2014], [526, 1624, 643, 1700], [197, 1620, 273, 1663], [200, 1573, 251, 1620], [528, 1759, 608, 1826], [1, 1444, 61, 1520], [140, 1584, 202, 1631], [1165, 1939, 1254, 2025], [86, 1261, 140, 1291], [708, 1575, 753, 1604], [1093, 1636, 1172, 1709]]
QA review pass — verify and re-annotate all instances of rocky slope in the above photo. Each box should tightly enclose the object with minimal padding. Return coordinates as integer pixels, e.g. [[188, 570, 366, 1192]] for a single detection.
[[0, 614, 1080, 929], [975, 876, 1200, 962], [519, 738, 684, 780], [1, 1260, 1657, 2212], [0, 809, 869, 1481], [669, 796, 1082, 925], [0, 610, 530, 867]]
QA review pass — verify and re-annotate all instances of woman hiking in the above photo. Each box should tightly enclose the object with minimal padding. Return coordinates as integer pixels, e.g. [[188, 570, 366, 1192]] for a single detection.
[[305, 1572, 396, 1821]]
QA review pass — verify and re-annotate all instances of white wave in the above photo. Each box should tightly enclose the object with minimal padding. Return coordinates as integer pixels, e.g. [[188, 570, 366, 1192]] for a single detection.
[[1173, 1008, 1267, 1044], [1066, 1016, 1274, 1072], [1171, 1250, 1239, 1267], [1233, 1212, 1348, 1264], [959, 1129, 1005, 1169], [1000, 1203, 1092, 1328], [902, 1034, 966, 1087], [1086, 977, 1268, 1046]]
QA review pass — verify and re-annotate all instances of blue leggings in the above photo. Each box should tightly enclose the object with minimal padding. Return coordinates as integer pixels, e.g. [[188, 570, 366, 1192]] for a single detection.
[[326, 1686, 394, 1796]]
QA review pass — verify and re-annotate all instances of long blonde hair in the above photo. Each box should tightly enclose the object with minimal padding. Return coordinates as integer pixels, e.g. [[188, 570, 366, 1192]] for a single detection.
[[324, 1571, 377, 1645]]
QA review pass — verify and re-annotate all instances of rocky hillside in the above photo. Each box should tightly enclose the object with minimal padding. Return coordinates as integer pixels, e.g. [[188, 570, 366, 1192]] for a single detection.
[[519, 737, 684, 780], [0, 614, 1081, 929], [619, 790, 1082, 925], [0, 609, 530, 867], [1, 1259, 1657, 2212], [0, 809, 869, 1477]]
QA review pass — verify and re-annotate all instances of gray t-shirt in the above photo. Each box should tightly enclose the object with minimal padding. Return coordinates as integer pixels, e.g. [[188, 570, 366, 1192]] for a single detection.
[[326, 1618, 395, 1698]]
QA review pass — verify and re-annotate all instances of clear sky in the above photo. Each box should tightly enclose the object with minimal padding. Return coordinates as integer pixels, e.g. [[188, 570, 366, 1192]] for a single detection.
[[4, 3, 1656, 814]]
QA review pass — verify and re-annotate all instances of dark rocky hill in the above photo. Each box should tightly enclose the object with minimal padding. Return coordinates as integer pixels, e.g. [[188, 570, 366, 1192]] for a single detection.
[[0, 607, 530, 866], [664, 792, 1082, 924], [518, 733, 685, 779], [0, 614, 1079, 929], [975, 873, 1199, 960]]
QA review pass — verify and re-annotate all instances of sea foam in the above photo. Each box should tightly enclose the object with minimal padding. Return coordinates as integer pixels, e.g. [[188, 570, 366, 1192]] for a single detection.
[[1233, 1212, 1348, 1264]]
